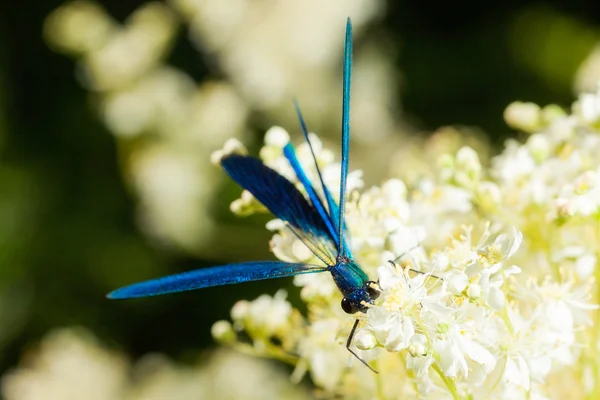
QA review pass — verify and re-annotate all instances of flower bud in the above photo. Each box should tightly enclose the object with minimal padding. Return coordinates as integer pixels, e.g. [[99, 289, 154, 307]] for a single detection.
[[504, 101, 541, 133], [264, 126, 290, 147], [527, 134, 550, 163], [456, 147, 481, 172], [231, 300, 250, 322], [408, 342, 426, 357], [211, 320, 236, 344], [408, 334, 428, 356], [211, 138, 247, 164], [354, 329, 378, 350], [475, 181, 501, 212], [541, 104, 565, 124]]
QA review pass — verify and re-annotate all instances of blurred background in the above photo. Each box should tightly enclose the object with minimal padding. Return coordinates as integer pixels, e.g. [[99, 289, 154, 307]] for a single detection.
[[1, 0, 600, 398]]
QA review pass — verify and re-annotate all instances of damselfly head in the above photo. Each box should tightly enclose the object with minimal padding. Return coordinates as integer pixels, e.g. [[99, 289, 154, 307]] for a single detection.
[[341, 280, 381, 314]]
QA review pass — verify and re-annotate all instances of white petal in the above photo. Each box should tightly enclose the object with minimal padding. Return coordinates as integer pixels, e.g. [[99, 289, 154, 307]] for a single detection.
[[527, 356, 552, 382], [517, 355, 531, 390], [376, 265, 402, 290], [467, 284, 482, 299], [487, 287, 506, 310], [504, 264, 522, 276], [459, 338, 496, 374], [435, 339, 468, 378], [446, 270, 469, 294], [546, 301, 574, 331]]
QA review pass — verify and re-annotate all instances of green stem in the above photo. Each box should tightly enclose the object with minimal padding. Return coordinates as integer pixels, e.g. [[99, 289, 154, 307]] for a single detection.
[[413, 311, 432, 346], [230, 342, 298, 366], [373, 360, 387, 400], [432, 363, 463, 400], [500, 304, 514, 335], [415, 311, 462, 398]]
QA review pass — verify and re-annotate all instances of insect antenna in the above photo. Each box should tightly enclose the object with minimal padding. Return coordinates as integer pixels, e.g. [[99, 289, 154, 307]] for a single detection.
[[390, 243, 443, 282]]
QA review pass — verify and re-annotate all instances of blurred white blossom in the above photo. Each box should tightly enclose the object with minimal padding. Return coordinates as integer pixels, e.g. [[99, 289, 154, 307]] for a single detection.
[[2, 328, 311, 400]]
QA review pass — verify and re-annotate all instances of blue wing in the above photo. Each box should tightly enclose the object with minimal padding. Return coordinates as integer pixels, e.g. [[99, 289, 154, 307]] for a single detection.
[[338, 18, 353, 258], [107, 261, 327, 299], [292, 100, 340, 230], [282, 142, 337, 246], [221, 154, 337, 265], [283, 138, 353, 259]]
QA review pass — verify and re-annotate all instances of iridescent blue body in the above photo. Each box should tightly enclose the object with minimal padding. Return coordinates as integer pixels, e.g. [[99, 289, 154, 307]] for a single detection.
[[107, 18, 379, 369]]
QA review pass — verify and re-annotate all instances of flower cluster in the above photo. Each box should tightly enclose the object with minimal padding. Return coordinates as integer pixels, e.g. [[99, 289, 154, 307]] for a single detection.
[[1, 328, 311, 400], [211, 90, 600, 399]]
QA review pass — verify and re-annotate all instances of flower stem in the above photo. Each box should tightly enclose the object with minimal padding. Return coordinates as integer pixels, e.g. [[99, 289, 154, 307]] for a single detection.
[[373, 360, 387, 400], [500, 304, 514, 335], [432, 363, 463, 400], [230, 342, 298, 366]]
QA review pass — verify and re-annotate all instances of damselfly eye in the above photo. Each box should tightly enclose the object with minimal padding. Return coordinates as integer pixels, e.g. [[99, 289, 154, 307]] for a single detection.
[[341, 297, 360, 314]]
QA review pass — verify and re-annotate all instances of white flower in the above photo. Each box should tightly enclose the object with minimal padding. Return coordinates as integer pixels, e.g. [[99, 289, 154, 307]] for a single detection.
[[496, 308, 557, 391], [527, 133, 551, 162], [405, 335, 436, 393], [503, 353, 551, 391], [434, 324, 496, 382], [376, 264, 452, 319], [387, 226, 426, 257], [264, 125, 290, 147], [478, 227, 523, 267], [515, 275, 599, 328], [298, 319, 346, 392], [231, 290, 293, 338], [445, 225, 478, 268], [555, 169, 600, 218], [492, 140, 536, 182], [474, 181, 501, 211], [365, 307, 415, 352]]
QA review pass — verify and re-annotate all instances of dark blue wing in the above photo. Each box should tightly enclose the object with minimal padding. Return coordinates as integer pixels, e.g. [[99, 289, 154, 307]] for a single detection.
[[221, 154, 337, 265], [338, 18, 353, 258], [107, 261, 327, 299], [290, 102, 352, 257], [282, 143, 337, 245]]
